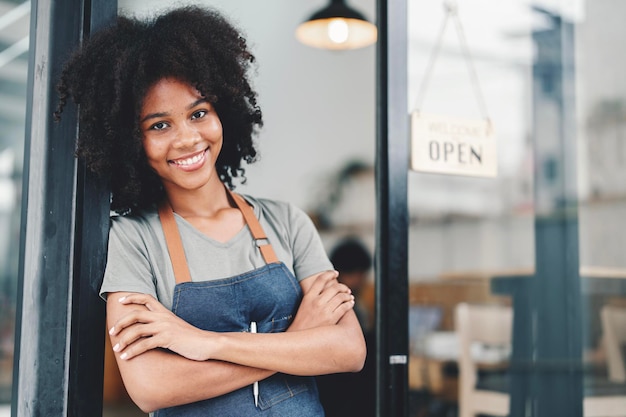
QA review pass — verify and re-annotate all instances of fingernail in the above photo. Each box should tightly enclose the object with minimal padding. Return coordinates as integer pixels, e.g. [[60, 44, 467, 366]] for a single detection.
[[118, 296, 126, 302], [120, 352, 128, 360], [108, 327, 114, 335], [113, 343, 120, 352]]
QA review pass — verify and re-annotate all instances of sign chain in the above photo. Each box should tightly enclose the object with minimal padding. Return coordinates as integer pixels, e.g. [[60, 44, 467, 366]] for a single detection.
[[414, 0, 491, 123]]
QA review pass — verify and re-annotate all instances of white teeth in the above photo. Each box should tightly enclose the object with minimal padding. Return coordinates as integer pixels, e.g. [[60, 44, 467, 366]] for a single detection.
[[173, 152, 204, 166]]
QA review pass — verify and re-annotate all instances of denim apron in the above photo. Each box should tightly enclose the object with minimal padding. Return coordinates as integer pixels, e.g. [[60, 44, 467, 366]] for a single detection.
[[154, 190, 325, 416]]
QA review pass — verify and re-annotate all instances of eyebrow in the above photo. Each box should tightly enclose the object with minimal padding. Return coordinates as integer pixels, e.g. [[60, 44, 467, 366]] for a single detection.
[[140, 98, 210, 123]]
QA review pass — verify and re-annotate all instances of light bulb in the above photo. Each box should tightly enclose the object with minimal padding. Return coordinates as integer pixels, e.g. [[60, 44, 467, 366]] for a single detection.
[[327, 18, 349, 44]]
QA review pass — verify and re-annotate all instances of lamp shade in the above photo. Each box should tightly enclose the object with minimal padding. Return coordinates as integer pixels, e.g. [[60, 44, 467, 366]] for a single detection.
[[296, 0, 377, 50]]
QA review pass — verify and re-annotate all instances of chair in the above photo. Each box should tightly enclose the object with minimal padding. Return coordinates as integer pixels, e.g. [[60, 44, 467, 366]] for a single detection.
[[455, 302, 626, 417], [455, 303, 512, 417], [601, 305, 626, 383], [583, 305, 626, 416]]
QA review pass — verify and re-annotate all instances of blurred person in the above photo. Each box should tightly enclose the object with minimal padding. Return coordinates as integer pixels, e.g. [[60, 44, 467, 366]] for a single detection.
[[317, 237, 375, 417], [330, 237, 373, 332]]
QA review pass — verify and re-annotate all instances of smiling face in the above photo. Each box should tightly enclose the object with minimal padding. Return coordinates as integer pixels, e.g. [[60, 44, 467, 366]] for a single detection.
[[140, 78, 223, 199]]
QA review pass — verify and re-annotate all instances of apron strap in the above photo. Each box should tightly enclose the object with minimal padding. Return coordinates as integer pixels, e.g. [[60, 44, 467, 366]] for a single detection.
[[158, 201, 192, 284], [227, 189, 279, 265], [158, 187, 279, 284]]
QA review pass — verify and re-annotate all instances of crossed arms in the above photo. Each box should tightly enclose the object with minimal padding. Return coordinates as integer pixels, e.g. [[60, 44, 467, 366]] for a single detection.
[[106, 270, 366, 413]]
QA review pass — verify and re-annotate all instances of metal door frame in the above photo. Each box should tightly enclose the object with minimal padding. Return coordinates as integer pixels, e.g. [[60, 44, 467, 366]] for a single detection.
[[12, 1, 115, 416]]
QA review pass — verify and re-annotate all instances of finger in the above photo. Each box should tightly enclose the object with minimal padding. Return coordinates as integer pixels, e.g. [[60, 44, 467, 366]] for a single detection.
[[321, 278, 346, 293], [118, 293, 166, 312], [328, 281, 351, 295], [317, 281, 351, 305], [109, 310, 158, 336], [321, 275, 349, 290], [112, 322, 157, 354], [332, 292, 355, 309], [317, 270, 339, 286], [309, 270, 340, 295], [320, 270, 341, 290], [328, 292, 355, 314], [331, 298, 356, 322], [113, 315, 174, 353], [118, 334, 162, 360]]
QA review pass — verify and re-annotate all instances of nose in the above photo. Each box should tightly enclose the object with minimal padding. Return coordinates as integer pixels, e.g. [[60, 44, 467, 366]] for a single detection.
[[174, 121, 201, 148]]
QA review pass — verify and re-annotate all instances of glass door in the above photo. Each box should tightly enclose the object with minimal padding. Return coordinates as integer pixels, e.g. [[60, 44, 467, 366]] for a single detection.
[[407, 1, 626, 416]]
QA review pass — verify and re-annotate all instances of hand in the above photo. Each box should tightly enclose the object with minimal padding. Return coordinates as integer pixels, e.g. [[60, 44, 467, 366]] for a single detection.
[[289, 270, 355, 331], [108, 293, 215, 361]]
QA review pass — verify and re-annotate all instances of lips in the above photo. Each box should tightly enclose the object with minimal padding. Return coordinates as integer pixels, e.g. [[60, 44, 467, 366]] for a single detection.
[[169, 148, 207, 170]]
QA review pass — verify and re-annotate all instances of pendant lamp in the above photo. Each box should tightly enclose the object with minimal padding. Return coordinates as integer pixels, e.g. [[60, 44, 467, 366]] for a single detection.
[[295, 0, 377, 50]]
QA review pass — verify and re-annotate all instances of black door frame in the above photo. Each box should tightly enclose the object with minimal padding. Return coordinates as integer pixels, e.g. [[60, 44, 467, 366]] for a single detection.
[[12, 1, 116, 416], [375, 0, 410, 416]]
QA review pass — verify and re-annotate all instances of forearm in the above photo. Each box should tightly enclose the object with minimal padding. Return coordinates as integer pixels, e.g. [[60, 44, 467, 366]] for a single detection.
[[107, 292, 273, 412], [117, 348, 273, 412], [107, 271, 365, 410], [117, 316, 364, 412], [212, 311, 366, 376]]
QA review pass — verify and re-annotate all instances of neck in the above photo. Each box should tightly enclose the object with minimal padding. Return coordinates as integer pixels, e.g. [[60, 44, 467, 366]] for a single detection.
[[164, 179, 232, 218]]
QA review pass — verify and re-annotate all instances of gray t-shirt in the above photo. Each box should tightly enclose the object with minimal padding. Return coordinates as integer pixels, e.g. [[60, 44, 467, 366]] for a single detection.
[[100, 195, 333, 310]]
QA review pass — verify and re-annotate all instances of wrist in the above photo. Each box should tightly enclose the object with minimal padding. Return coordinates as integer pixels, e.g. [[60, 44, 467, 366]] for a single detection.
[[208, 331, 229, 361], [190, 329, 222, 362]]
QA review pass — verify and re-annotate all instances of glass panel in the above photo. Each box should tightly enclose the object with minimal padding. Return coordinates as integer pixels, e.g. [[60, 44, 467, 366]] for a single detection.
[[407, 5, 534, 412], [577, 0, 626, 410], [408, 0, 626, 415], [0, 1, 29, 416]]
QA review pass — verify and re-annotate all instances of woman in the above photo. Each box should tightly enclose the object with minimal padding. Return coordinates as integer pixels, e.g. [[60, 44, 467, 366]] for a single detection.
[[55, 6, 366, 416]]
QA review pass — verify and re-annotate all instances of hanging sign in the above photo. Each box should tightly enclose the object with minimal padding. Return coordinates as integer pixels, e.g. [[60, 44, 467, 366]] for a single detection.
[[410, 112, 497, 178]]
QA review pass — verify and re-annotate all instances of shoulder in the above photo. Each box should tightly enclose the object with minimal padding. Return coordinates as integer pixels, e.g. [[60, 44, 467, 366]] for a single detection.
[[240, 194, 289, 211], [240, 194, 310, 225], [109, 208, 161, 239]]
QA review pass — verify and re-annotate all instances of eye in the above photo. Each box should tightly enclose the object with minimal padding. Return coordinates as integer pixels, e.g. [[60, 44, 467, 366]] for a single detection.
[[191, 110, 207, 120], [150, 121, 169, 131]]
